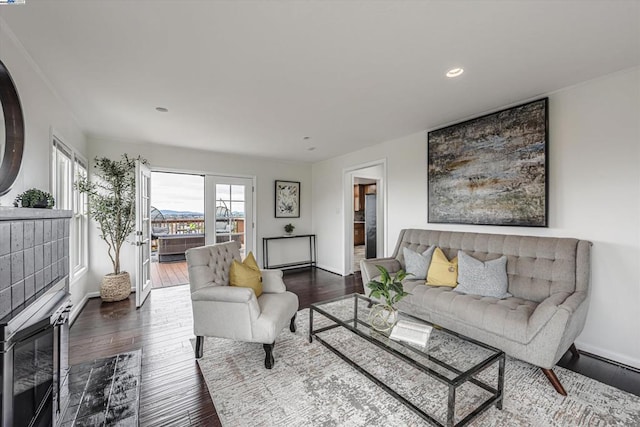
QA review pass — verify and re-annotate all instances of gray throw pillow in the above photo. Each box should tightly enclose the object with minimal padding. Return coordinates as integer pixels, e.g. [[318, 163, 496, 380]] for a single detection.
[[456, 251, 511, 299], [402, 246, 435, 280]]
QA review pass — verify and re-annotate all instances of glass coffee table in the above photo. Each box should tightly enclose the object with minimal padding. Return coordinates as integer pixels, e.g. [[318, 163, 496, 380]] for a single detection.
[[309, 294, 505, 427]]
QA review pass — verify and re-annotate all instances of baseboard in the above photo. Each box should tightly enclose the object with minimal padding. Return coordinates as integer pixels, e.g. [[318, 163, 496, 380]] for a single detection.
[[575, 340, 640, 371], [315, 264, 345, 276], [70, 291, 100, 326]]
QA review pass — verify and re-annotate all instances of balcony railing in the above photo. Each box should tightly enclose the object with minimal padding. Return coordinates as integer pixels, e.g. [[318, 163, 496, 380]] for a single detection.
[[152, 218, 205, 235], [151, 217, 246, 236]]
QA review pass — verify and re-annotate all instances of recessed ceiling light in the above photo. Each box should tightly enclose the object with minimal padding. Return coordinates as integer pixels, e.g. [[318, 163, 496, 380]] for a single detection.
[[303, 136, 311, 140], [307, 147, 316, 151], [155, 107, 169, 113], [446, 68, 464, 78]]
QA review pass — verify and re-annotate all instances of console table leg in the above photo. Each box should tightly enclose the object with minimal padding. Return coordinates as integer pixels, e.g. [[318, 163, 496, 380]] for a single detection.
[[308, 309, 313, 343]]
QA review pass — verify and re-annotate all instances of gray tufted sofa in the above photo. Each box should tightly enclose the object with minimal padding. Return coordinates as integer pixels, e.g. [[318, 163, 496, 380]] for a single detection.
[[360, 229, 592, 395], [186, 240, 299, 368]]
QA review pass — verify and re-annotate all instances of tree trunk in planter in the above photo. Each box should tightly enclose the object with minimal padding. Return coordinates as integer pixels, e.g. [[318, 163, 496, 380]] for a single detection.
[[101, 271, 131, 302]]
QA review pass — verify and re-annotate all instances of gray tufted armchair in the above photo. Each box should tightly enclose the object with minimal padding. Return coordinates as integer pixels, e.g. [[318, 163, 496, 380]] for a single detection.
[[186, 240, 299, 368]]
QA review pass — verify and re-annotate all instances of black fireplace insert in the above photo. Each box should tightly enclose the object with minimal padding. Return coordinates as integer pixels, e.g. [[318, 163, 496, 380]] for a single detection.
[[1, 286, 71, 427]]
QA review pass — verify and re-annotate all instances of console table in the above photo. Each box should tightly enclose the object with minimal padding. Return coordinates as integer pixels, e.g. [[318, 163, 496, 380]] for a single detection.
[[262, 234, 317, 270]]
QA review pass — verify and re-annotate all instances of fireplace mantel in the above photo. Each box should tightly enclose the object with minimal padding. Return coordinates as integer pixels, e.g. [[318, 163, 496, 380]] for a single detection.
[[0, 206, 72, 220]]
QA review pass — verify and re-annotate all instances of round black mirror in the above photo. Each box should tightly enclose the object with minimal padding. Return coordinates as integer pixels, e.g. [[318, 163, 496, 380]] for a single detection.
[[0, 59, 24, 197]]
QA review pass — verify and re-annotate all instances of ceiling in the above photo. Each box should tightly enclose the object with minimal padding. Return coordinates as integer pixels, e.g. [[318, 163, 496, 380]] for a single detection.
[[0, 1, 638, 162]]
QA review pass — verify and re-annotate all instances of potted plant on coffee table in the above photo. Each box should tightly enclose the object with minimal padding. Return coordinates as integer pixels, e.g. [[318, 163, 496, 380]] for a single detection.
[[76, 154, 145, 302], [366, 265, 411, 332]]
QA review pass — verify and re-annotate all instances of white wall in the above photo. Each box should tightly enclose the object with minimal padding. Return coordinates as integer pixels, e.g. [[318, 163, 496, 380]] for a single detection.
[[0, 21, 90, 320], [86, 137, 312, 292], [312, 67, 640, 368]]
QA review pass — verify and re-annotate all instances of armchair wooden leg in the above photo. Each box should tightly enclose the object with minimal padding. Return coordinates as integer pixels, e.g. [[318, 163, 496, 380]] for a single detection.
[[541, 368, 567, 396], [290, 314, 297, 332], [264, 343, 275, 369], [195, 336, 204, 359], [569, 343, 580, 358]]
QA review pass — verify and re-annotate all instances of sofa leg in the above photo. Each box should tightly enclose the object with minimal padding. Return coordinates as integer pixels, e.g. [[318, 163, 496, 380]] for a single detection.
[[290, 313, 297, 333], [264, 343, 275, 369], [541, 368, 567, 396], [195, 336, 204, 359], [569, 343, 580, 358]]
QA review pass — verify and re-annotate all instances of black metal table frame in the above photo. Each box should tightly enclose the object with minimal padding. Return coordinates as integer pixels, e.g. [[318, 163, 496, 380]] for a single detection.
[[309, 294, 505, 427], [262, 234, 317, 270]]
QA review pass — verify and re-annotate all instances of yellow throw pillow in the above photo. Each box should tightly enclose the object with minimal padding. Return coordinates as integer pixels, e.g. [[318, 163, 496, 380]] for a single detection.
[[230, 252, 263, 297], [426, 247, 458, 287], [243, 251, 260, 272]]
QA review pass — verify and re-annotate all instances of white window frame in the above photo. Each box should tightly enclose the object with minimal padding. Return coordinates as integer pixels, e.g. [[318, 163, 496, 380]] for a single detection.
[[51, 136, 89, 280]]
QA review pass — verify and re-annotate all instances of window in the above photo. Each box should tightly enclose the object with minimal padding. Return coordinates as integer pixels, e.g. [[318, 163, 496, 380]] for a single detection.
[[52, 137, 88, 278]]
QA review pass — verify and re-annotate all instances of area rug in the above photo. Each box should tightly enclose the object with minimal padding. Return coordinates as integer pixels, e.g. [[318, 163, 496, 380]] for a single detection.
[[62, 350, 142, 426], [197, 309, 640, 426]]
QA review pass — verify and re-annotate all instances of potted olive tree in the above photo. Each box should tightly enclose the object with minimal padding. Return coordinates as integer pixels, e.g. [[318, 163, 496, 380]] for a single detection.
[[76, 154, 145, 302]]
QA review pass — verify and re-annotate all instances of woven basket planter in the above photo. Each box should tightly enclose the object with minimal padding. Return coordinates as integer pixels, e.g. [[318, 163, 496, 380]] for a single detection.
[[101, 271, 132, 302]]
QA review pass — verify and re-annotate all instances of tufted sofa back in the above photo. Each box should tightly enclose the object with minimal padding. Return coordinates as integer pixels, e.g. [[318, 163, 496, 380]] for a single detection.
[[185, 240, 242, 293], [393, 229, 591, 303]]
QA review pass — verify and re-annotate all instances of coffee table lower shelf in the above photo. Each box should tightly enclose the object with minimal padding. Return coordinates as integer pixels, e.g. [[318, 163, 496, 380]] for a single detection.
[[309, 295, 505, 427]]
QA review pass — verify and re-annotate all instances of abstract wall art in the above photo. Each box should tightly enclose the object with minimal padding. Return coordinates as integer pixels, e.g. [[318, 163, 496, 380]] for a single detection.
[[428, 98, 548, 226], [275, 180, 300, 218]]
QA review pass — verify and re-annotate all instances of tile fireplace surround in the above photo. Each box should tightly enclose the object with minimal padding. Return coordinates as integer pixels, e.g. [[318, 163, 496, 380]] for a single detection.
[[0, 207, 71, 318], [0, 207, 73, 427]]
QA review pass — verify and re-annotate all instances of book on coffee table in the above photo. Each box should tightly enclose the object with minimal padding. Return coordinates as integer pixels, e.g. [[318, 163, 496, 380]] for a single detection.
[[389, 320, 433, 348]]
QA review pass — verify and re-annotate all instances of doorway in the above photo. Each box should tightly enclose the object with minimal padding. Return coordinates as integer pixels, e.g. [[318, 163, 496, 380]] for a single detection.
[[141, 171, 255, 290], [344, 160, 386, 275], [149, 172, 205, 289], [205, 175, 254, 258], [353, 178, 378, 271]]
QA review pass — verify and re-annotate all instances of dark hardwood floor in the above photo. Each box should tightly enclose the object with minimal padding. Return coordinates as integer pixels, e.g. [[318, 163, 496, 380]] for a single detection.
[[69, 268, 640, 426]]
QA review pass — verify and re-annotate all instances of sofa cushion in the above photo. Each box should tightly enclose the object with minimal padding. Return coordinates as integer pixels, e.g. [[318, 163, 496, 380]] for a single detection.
[[426, 247, 458, 287], [403, 246, 435, 280], [399, 282, 538, 344], [394, 229, 580, 302], [456, 251, 511, 299]]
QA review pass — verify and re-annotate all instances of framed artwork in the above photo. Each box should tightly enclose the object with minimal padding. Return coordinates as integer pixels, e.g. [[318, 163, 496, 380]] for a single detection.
[[428, 98, 548, 227], [275, 180, 300, 218]]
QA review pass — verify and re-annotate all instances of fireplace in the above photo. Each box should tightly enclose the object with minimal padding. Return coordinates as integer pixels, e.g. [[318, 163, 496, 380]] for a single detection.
[[0, 208, 72, 427]]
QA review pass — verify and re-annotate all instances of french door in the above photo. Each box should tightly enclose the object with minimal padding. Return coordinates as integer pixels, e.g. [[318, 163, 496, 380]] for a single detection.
[[135, 160, 152, 307], [204, 176, 254, 257]]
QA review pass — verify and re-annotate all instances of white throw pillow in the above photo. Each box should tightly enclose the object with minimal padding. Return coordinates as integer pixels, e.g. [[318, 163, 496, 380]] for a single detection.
[[402, 246, 435, 280], [456, 251, 511, 299]]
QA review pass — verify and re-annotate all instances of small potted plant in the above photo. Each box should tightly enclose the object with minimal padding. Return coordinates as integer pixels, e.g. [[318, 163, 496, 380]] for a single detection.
[[366, 265, 411, 331], [284, 223, 295, 236], [13, 188, 55, 208]]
